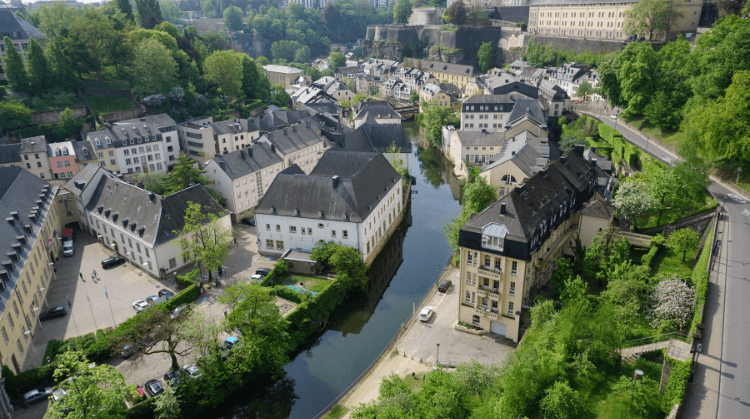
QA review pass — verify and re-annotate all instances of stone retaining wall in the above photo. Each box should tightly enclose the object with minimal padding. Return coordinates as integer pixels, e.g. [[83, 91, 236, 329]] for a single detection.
[[30, 106, 88, 125]]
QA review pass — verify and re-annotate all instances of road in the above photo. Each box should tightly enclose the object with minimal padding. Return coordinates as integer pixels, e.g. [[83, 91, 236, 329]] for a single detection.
[[585, 112, 750, 418]]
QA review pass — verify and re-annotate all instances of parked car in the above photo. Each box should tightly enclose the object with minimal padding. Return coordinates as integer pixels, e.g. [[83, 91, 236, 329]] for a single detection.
[[255, 268, 271, 277], [170, 305, 184, 319], [146, 295, 165, 307], [62, 242, 74, 257], [610, 114, 618, 120], [121, 342, 145, 359], [62, 228, 73, 243], [163, 370, 182, 387], [418, 306, 435, 322], [158, 289, 175, 300], [22, 387, 53, 407], [39, 306, 67, 321], [182, 364, 201, 379], [249, 274, 263, 284], [241, 218, 255, 226], [143, 380, 164, 397], [221, 337, 241, 357], [132, 300, 149, 312], [437, 280, 452, 293], [50, 388, 66, 403], [101, 257, 125, 269]]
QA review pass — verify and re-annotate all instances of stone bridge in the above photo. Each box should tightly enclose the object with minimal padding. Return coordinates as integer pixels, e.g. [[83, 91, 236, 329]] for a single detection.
[[615, 230, 653, 247]]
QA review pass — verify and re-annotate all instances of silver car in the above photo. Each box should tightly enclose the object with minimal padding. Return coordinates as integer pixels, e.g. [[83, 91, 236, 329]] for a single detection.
[[22, 387, 53, 407]]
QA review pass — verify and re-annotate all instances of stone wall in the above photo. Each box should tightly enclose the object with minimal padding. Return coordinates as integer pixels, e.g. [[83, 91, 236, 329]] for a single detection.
[[30, 106, 88, 125], [84, 88, 134, 98], [531, 35, 625, 55], [101, 106, 145, 123]]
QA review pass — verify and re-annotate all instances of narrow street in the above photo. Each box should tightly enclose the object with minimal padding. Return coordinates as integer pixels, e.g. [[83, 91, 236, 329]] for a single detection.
[[585, 112, 750, 418]]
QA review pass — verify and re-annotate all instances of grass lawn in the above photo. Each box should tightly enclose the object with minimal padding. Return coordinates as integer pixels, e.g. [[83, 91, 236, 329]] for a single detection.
[[26, 96, 85, 112], [621, 115, 686, 153], [290, 275, 334, 293], [579, 359, 664, 419], [86, 96, 136, 114], [651, 247, 694, 279], [323, 405, 348, 419], [402, 374, 426, 392]]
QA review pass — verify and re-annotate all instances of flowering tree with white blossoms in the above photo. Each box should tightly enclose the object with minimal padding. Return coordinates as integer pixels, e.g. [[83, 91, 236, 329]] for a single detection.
[[613, 181, 655, 229], [650, 275, 695, 329]]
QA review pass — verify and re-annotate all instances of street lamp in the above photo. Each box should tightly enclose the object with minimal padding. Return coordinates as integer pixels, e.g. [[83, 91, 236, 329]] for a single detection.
[[48, 262, 57, 281], [33, 308, 42, 329], [436, 343, 440, 367], [613, 110, 620, 131], [39, 288, 48, 307], [24, 330, 35, 352]]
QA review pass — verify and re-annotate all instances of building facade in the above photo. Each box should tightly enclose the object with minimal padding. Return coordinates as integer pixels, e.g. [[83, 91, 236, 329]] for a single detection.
[[263, 65, 307, 89], [0, 9, 46, 80], [47, 141, 77, 180]]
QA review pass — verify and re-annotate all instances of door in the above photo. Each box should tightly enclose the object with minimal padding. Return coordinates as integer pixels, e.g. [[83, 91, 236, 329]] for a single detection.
[[490, 321, 506, 336]]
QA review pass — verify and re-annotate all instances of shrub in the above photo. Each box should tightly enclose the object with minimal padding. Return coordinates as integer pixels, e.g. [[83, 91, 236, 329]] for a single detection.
[[271, 285, 306, 304], [127, 396, 157, 418], [641, 245, 660, 270], [44, 339, 61, 363], [162, 284, 200, 312], [4, 364, 54, 399], [687, 228, 713, 340], [175, 269, 199, 288], [662, 357, 692, 412]]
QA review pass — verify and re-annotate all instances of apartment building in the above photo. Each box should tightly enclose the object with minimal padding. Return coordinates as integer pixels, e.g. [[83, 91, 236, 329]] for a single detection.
[[0, 137, 51, 179], [457, 147, 597, 341], [419, 83, 452, 111], [204, 143, 284, 222], [0, 9, 45, 80], [461, 94, 519, 132], [263, 65, 307, 89], [211, 117, 261, 155], [87, 115, 179, 176], [527, 0, 702, 41], [311, 76, 354, 102], [352, 101, 402, 128], [255, 151, 403, 265], [479, 142, 547, 197], [413, 59, 479, 89], [47, 142, 77, 180], [176, 116, 214, 162], [257, 118, 331, 174], [64, 165, 230, 279], [0, 167, 61, 374]]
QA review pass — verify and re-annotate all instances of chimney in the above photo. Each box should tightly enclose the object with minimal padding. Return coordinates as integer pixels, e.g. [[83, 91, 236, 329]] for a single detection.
[[270, 144, 276, 153], [591, 158, 598, 167], [560, 155, 567, 164], [149, 192, 155, 202], [5, 217, 14, 226], [515, 183, 525, 193], [574, 144, 584, 157], [292, 125, 297, 133], [500, 203, 506, 214], [248, 147, 253, 158], [332, 175, 339, 188]]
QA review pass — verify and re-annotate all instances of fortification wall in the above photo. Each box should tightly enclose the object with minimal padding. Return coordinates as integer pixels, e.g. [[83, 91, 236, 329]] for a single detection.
[[531, 35, 625, 54]]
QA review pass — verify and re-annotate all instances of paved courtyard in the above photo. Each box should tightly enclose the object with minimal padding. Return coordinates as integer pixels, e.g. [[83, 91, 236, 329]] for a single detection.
[[23, 232, 178, 370]]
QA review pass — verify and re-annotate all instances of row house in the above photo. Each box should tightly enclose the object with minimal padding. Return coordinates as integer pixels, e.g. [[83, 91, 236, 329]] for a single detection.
[[419, 83, 453, 111], [64, 165, 230, 280], [457, 147, 598, 341], [255, 151, 403, 265], [0, 136, 51, 179], [393, 67, 437, 93], [352, 101, 402, 128], [412, 59, 479, 89], [203, 143, 284, 222], [257, 117, 332, 174]]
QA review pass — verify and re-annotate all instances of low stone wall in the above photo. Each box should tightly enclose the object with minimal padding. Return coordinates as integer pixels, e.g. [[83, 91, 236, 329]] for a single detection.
[[454, 321, 489, 336], [101, 106, 145, 123], [531, 35, 626, 54], [31, 106, 88, 125]]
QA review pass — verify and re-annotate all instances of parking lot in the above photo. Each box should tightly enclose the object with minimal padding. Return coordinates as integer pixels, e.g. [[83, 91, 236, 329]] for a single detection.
[[22, 232, 178, 371]]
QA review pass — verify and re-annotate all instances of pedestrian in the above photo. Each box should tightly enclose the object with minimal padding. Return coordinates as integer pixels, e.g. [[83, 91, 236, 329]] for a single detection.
[[93, 269, 97, 277], [79, 272, 83, 280]]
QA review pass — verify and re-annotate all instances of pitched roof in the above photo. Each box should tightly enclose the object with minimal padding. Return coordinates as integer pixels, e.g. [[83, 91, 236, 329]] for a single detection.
[[0, 144, 22, 164], [19, 136, 47, 154], [353, 100, 400, 121], [580, 199, 615, 219], [481, 141, 546, 176], [209, 143, 283, 180], [0, 10, 45, 40], [263, 65, 304, 74], [259, 109, 312, 132], [530, 0, 636, 5], [0, 167, 56, 315], [258, 117, 328, 156], [255, 151, 401, 223], [70, 140, 96, 162], [210, 117, 260, 135], [416, 60, 477, 77], [47, 141, 74, 157], [507, 99, 547, 128]]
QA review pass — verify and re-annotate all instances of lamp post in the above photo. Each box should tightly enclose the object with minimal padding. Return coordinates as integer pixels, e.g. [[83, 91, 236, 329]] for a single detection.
[[436, 343, 440, 367], [24, 330, 35, 352], [39, 288, 49, 307], [613, 110, 620, 131], [48, 262, 57, 281], [32, 308, 42, 328]]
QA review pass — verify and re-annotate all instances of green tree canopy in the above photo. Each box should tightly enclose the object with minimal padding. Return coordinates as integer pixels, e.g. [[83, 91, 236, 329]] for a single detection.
[[164, 154, 214, 193], [270, 83, 291, 107], [328, 51, 346, 71], [443, 0, 467, 24], [0, 102, 33, 133], [173, 201, 232, 283], [115, 0, 134, 21], [132, 38, 179, 96], [2, 36, 30, 94], [613, 181, 655, 229], [223, 6, 244, 31], [136, 0, 163, 28], [203, 49, 243, 99], [665, 228, 701, 261], [477, 42, 494, 73], [26, 38, 51, 97], [393, 0, 413, 24]]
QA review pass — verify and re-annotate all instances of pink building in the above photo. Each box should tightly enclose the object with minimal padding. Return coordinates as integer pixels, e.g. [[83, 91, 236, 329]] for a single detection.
[[48, 141, 77, 180]]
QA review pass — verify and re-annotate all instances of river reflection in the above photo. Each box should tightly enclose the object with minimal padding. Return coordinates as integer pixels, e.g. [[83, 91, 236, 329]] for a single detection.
[[214, 141, 461, 419]]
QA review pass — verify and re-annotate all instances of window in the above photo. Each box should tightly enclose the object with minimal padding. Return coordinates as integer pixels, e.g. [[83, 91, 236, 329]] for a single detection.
[[301, 227, 306, 235], [276, 225, 280, 232], [343, 230, 348, 239], [495, 258, 501, 270], [511, 261, 518, 275], [465, 291, 471, 303], [266, 224, 270, 231], [510, 282, 516, 295], [17, 340, 23, 355], [484, 255, 490, 267], [108, 151, 114, 157], [266, 240, 274, 249], [472, 315, 480, 325], [169, 258, 176, 268], [331, 230, 336, 238], [1, 327, 7, 344], [111, 159, 116, 165], [290, 226, 297, 233], [508, 302, 515, 316], [275, 240, 284, 250], [467, 251, 473, 265], [12, 302, 19, 316], [57, 161, 63, 168], [64, 160, 70, 167], [37, 162, 42, 168], [7, 316, 14, 331]]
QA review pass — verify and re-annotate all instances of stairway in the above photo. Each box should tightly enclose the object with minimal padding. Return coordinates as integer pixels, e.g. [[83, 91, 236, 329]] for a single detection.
[[620, 340, 673, 365]]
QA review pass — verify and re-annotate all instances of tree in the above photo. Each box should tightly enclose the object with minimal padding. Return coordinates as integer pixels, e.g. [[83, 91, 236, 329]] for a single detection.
[[136, 0, 163, 27], [443, 0, 467, 25], [223, 6, 244, 31], [610, 376, 660, 417], [386, 142, 409, 189], [0, 102, 33, 133], [174, 201, 232, 284], [203, 50, 243, 100], [115, 0, 134, 21], [477, 42, 494, 73], [256, 55, 270, 66], [2, 36, 30, 94], [44, 350, 135, 419], [67, 8, 118, 80], [47, 41, 80, 93], [617, 43, 661, 116], [409, 89, 419, 103], [651, 276, 695, 329], [613, 181, 655, 229], [393, 0, 413, 24], [328, 51, 346, 71], [132, 38, 179, 96], [419, 100, 452, 146], [164, 155, 213, 193], [540, 381, 583, 419], [160, 1, 183, 25], [623, 0, 683, 40], [686, 70, 750, 163], [443, 177, 496, 250], [121, 305, 198, 371], [666, 228, 700, 261], [644, 90, 680, 131], [154, 386, 181, 419], [559, 135, 585, 152], [576, 80, 594, 99], [270, 83, 291, 107], [26, 38, 51, 97], [179, 304, 222, 358], [138, 171, 168, 194], [222, 283, 288, 335], [583, 228, 631, 287]]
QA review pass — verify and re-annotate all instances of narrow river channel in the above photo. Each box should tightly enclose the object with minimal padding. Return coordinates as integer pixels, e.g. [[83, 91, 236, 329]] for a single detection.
[[213, 130, 463, 418]]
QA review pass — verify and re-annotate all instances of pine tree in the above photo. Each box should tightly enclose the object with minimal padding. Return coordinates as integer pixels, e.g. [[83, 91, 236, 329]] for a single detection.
[[47, 41, 81, 93], [26, 39, 50, 97], [163, 155, 213, 194], [2, 36, 30, 94], [135, 0, 162, 28]]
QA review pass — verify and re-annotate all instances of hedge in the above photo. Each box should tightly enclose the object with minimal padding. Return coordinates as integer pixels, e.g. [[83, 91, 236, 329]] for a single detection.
[[686, 228, 714, 341], [240, 100, 264, 118], [161, 284, 200, 312], [271, 285, 306, 304], [4, 363, 55, 399], [285, 281, 346, 352], [640, 245, 661, 272], [127, 396, 157, 419], [662, 357, 692, 412]]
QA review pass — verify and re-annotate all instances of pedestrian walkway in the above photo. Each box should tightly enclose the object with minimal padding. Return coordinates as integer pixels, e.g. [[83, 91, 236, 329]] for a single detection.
[[621, 340, 673, 365]]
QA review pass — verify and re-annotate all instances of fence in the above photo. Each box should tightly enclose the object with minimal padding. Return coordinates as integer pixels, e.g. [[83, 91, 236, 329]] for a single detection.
[[311, 257, 456, 419]]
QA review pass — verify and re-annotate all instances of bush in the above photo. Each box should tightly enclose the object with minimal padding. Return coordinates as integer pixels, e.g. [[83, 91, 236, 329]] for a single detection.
[[175, 269, 199, 288], [641, 245, 661, 271], [162, 284, 200, 312], [127, 396, 157, 418], [687, 228, 713, 340], [662, 358, 692, 412], [262, 259, 289, 287], [0, 102, 33, 132], [8, 118, 83, 142], [4, 364, 54, 399], [44, 339, 61, 363], [271, 285, 306, 304]]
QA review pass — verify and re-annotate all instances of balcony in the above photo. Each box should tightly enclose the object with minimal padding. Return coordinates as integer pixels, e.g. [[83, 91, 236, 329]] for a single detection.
[[478, 265, 501, 279], [475, 307, 499, 319]]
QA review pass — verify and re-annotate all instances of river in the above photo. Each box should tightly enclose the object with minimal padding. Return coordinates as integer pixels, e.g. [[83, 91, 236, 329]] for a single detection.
[[215, 130, 462, 419]]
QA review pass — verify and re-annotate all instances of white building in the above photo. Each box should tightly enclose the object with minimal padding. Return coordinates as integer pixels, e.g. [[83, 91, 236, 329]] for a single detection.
[[203, 143, 284, 222], [254, 151, 403, 263], [64, 165, 231, 279], [176, 116, 262, 164]]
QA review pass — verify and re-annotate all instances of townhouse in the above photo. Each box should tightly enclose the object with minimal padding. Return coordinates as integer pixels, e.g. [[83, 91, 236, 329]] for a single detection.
[[257, 117, 332, 174], [0, 9, 45, 80], [263, 65, 307, 89], [413, 59, 479, 89]]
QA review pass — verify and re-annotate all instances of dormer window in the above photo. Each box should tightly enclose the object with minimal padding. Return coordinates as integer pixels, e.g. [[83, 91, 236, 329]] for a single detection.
[[106, 136, 111, 144], [96, 139, 101, 146], [130, 139, 135, 144], [122, 140, 127, 146], [481, 223, 508, 252]]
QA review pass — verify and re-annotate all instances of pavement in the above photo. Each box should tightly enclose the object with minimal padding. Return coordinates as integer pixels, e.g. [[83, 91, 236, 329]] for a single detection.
[[583, 111, 750, 419], [334, 266, 514, 418]]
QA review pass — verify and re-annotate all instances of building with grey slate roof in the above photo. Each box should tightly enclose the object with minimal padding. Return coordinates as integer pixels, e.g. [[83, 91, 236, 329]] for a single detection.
[[0, 167, 61, 376], [326, 123, 412, 173], [255, 151, 404, 264], [0, 136, 53, 179], [0, 9, 45, 80], [352, 100, 401, 128], [257, 117, 332, 174], [479, 141, 547, 197], [457, 147, 598, 342], [64, 165, 230, 279], [204, 143, 284, 222]]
